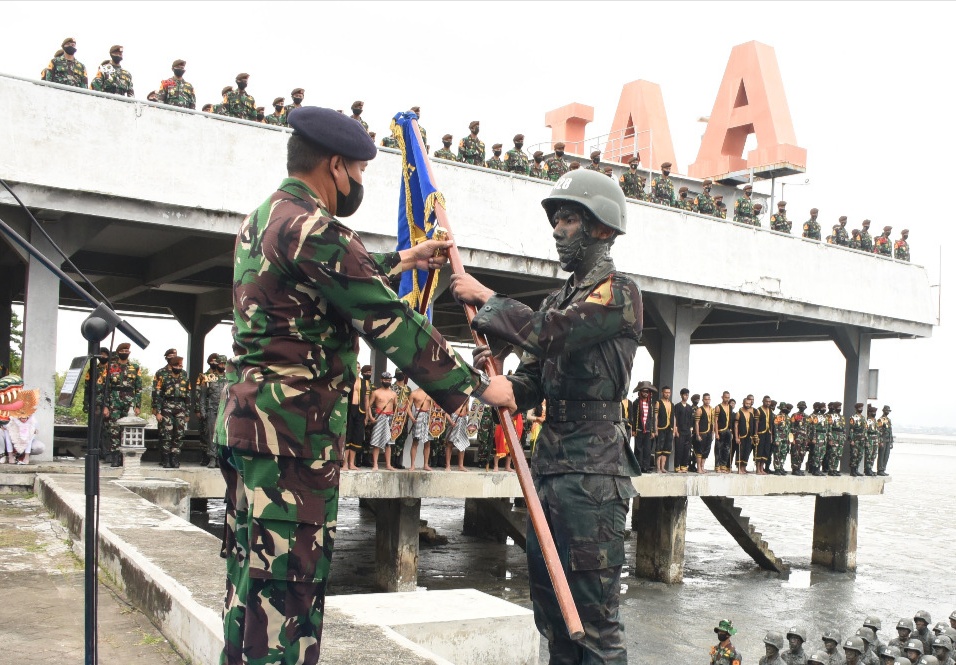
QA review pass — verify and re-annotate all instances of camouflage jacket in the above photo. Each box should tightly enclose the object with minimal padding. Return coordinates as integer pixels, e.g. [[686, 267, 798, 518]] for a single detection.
[[382, 136, 400, 149], [675, 197, 694, 211], [352, 115, 369, 130], [222, 89, 257, 121], [773, 413, 791, 444], [91, 64, 134, 97], [217, 178, 481, 461], [158, 77, 196, 109], [264, 112, 288, 126], [485, 156, 506, 171], [848, 413, 867, 441], [828, 413, 846, 441], [734, 196, 755, 224], [504, 148, 530, 175], [544, 157, 569, 181], [865, 416, 880, 445], [710, 641, 743, 665], [877, 415, 893, 445], [715, 206, 727, 219], [457, 135, 485, 165], [650, 174, 675, 206], [803, 219, 821, 240], [153, 367, 191, 410], [43, 56, 88, 87], [694, 191, 715, 214], [860, 229, 873, 252], [848, 237, 862, 250], [471, 254, 643, 478], [418, 125, 427, 147], [433, 147, 456, 160], [529, 163, 546, 179], [97, 360, 142, 408], [894, 239, 910, 261], [811, 410, 829, 444], [790, 411, 808, 443], [770, 212, 791, 233], [835, 225, 849, 246], [585, 162, 602, 172], [195, 369, 228, 417], [619, 170, 646, 200], [873, 235, 892, 256]]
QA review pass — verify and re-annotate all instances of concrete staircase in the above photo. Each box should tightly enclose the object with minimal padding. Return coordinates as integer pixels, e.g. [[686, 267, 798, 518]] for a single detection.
[[701, 496, 790, 575]]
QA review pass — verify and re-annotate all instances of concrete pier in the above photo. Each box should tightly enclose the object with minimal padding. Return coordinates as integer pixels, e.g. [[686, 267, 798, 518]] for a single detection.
[[811, 494, 858, 572], [370, 497, 422, 592], [632, 497, 688, 583]]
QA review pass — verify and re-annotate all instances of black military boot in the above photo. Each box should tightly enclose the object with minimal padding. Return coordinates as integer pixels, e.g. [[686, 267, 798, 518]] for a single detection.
[[864, 469, 875, 476], [199, 451, 210, 467], [812, 468, 825, 477], [170, 453, 180, 469], [161, 453, 171, 468]]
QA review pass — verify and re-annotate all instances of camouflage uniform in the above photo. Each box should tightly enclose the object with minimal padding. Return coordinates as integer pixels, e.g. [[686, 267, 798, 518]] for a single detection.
[[711, 641, 743, 665], [876, 412, 893, 474], [676, 194, 695, 211], [864, 413, 879, 475], [458, 135, 485, 166], [153, 367, 190, 458], [486, 154, 507, 171], [504, 148, 530, 175], [544, 156, 569, 182], [221, 89, 257, 121], [789, 408, 809, 472], [475, 405, 495, 466], [264, 111, 288, 126], [91, 64, 134, 97], [772, 410, 791, 472], [158, 77, 196, 109], [99, 360, 143, 457], [619, 170, 646, 200], [585, 162, 602, 172], [860, 227, 874, 252], [848, 411, 867, 473], [695, 191, 716, 215], [43, 56, 88, 87], [529, 160, 547, 180], [894, 238, 910, 261], [650, 173, 676, 207], [471, 253, 642, 665], [433, 146, 456, 160], [873, 235, 892, 256], [216, 177, 482, 664], [734, 196, 756, 225], [196, 365, 228, 463], [809, 406, 829, 472], [382, 135, 399, 149], [803, 218, 822, 240], [835, 224, 850, 246], [770, 211, 791, 233], [826, 409, 846, 475]]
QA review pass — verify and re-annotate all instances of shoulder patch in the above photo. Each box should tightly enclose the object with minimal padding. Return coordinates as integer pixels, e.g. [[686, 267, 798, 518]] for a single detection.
[[586, 275, 615, 305]]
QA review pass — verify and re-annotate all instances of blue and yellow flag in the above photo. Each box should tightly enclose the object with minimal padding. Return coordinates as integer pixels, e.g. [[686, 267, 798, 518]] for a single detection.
[[392, 111, 446, 320]]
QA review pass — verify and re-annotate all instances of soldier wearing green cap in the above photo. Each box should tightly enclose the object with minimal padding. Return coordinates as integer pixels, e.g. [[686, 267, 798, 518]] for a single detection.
[[712, 620, 743, 665], [650, 161, 676, 206], [504, 134, 530, 175], [458, 121, 485, 165], [90, 45, 134, 97], [42, 37, 88, 88], [544, 142, 569, 181], [221, 73, 256, 121], [734, 184, 756, 225], [486, 143, 506, 171], [619, 156, 647, 200], [195, 352, 227, 468], [158, 59, 195, 109], [433, 134, 455, 159]]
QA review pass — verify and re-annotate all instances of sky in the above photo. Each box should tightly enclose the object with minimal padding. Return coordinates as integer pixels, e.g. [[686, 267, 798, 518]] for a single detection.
[[2, 1, 953, 429]]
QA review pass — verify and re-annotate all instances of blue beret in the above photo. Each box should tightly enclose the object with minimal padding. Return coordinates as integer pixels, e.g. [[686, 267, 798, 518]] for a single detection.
[[288, 106, 377, 161]]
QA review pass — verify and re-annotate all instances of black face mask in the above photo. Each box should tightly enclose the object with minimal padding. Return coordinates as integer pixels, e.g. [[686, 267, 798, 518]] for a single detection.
[[237, 80, 247, 90], [274, 105, 283, 112], [292, 96, 303, 104], [351, 107, 362, 116], [515, 143, 523, 150], [555, 151, 564, 158], [173, 68, 185, 77], [111, 55, 122, 64], [630, 164, 637, 169], [172, 368, 182, 374], [442, 142, 451, 149], [117, 352, 130, 361], [64, 46, 77, 55], [256, 112, 265, 121], [362, 373, 371, 381], [332, 161, 364, 217], [493, 150, 501, 157]]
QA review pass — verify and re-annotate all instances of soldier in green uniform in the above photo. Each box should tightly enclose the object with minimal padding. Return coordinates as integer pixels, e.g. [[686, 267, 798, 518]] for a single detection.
[[350, 100, 368, 131], [860, 219, 874, 252], [753, 202, 764, 226], [694, 178, 716, 214], [676, 186, 694, 211], [772, 402, 792, 475], [848, 402, 867, 475], [153, 351, 190, 468], [770, 200, 791, 233], [211, 86, 231, 114], [90, 45, 134, 97], [586, 150, 602, 172], [864, 405, 880, 476], [458, 121, 485, 165], [409, 106, 426, 147], [195, 353, 228, 468], [504, 134, 530, 175], [486, 143, 506, 171], [835, 215, 850, 245], [264, 97, 287, 126], [650, 161, 676, 206], [876, 404, 893, 475], [221, 73, 256, 121], [894, 229, 910, 261], [529, 151, 547, 179], [849, 229, 862, 250], [158, 59, 195, 109], [285, 88, 305, 119], [619, 157, 646, 200], [715, 195, 727, 219], [256, 107, 266, 123], [99, 342, 143, 467], [216, 107, 514, 664], [711, 620, 744, 665], [873, 225, 893, 256], [803, 208, 821, 240], [809, 402, 829, 476], [433, 134, 455, 159], [381, 132, 399, 149], [826, 401, 846, 476], [451, 169, 642, 665], [789, 401, 809, 475], [42, 37, 88, 88], [544, 142, 569, 181], [734, 184, 756, 224], [826, 224, 840, 244]]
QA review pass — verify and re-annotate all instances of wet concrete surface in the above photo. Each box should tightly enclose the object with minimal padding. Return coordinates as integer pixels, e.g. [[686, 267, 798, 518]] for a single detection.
[[196, 439, 954, 663]]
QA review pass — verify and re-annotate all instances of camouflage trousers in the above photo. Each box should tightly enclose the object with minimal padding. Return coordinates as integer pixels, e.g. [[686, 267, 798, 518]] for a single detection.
[[864, 436, 879, 473], [219, 446, 339, 665], [527, 473, 635, 665], [809, 436, 827, 469], [790, 435, 808, 471], [158, 402, 188, 454], [105, 395, 138, 454], [826, 435, 845, 473], [849, 434, 868, 471], [772, 435, 789, 471], [196, 413, 211, 457]]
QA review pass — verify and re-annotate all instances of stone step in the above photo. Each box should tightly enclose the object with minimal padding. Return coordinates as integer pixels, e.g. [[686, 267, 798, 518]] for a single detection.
[[700, 496, 790, 575]]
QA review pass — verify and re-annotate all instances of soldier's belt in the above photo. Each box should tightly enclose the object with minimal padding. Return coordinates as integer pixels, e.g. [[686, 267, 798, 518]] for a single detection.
[[546, 399, 622, 423]]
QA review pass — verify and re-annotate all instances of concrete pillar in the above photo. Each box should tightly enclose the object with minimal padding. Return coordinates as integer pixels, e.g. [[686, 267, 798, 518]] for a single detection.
[[811, 494, 857, 572], [0, 266, 13, 373], [631, 496, 687, 583], [371, 497, 421, 592], [834, 326, 871, 472]]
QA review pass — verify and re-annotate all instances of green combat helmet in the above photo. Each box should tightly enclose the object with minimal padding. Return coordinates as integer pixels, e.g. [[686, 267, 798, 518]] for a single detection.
[[542, 169, 628, 234], [865, 616, 883, 632], [918, 656, 939, 665], [857, 627, 877, 648], [844, 636, 865, 654], [788, 626, 808, 643], [764, 631, 786, 650], [808, 652, 829, 664], [823, 629, 843, 646], [905, 639, 925, 656]]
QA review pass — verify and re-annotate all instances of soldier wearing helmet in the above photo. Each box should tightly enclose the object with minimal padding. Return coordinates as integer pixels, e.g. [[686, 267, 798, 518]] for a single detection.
[[880, 646, 903, 665], [916, 613, 936, 655], [761, 631, 787, 664], [930, 635, 955, 665], [903, 639, 925, 664], [822, 629, 843, 663], [784, 626, 808, 664], [892, 620, 918, 651], [857, 627, 880, 664], [451, 169, 642, 664], [844, 636, 867, 665], [865, 616, 887, 655]]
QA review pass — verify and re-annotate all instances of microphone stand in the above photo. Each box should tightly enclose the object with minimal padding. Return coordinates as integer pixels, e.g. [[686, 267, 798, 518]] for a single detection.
[[0, 212, 149, 665]]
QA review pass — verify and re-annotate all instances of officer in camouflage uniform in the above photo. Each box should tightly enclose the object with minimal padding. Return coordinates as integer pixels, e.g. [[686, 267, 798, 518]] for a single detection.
[[694, 179, 716, 214], [849, 229, 862, 250], [711, 620, 744, 665], [350, 100, 368, 131], [772, 402, 792, 475], [154, 352, 190, 468], [42, 37, 88, 88], [504, 134, 530, 175], [486, 143, 506, 170], [212, 86, 232, 115], [876, 404, 893, 475], [676, 186, 695, 211], [715, 196, 727, 219], [603, 166, 614, 178], [90, 45, 134, 97], [863, 405, 880, 476], [619, 157, 646, 200], [804, 208, 822, 239], [451, 169, 642, 665], [809, 402, 828, 475], [734, 184, 756, 224], [99, 342, 143, 467], [264, 97, 287, 126], [873, 225, 893, 256], [826, 401, 846, 476], [860, 219, 874, 252], [753, 202, 764, 226], [848, 402, 868, 476], [216, 107, 513, 664], [650, 161, 676, 206], [195, 353, 228, 468], [770, 200, 791, 233], [458, 121, 485, 165], [433, 134, 456, 159], [530, 151, 547, 179], [586, 150, 602, 172], [894, 229, 910, 261], [158, 59, 196, 109], [545, 142, 570, 181], [285, 88, 305, 119], [789, 401, 809, 475], [835, 216, 850, 245], [221, 73, 256, 121]]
